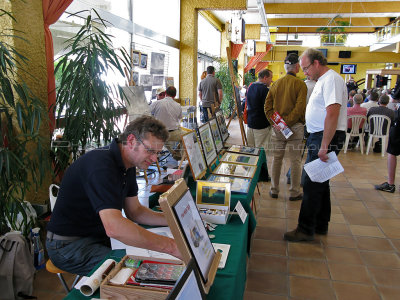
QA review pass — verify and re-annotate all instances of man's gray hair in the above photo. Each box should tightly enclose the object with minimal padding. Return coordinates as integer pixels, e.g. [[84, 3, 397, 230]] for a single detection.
[[353, 93, 364, 104], [300, 48, 328, 66]]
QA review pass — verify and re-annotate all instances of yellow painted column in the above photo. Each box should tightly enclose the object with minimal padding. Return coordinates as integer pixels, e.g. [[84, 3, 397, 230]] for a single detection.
[[180, 0, 246, 106], [10, 0, 51, 204]]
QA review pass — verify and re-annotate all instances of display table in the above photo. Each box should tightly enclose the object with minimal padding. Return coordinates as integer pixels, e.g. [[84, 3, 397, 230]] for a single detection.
[[64, 214, 248, 300]]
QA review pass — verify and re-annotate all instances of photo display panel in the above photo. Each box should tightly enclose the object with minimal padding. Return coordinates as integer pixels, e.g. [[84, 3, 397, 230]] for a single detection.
[[215, 110, 229, 141], [209, 118, 223, 153], [182, 131, 207, 180], [172, 190, 216, 283], [198, 123, 217, 167]]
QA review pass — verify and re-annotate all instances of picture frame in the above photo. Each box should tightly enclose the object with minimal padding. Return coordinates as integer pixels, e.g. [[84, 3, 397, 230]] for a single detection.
[[207, 174, 251, 194], [234, 86, 243, 117], [139, 74, 152, 91], [131, 50, 140, 66], [209, 118, 223, 153], [220, 152, 259, 166], [197, 123, 217, 168], [215, 110, 229, 141], [140, 53, 148, 69], [227, 145, 260, 156], [153, 75, 164, 86], [212, 162, 256, 178], [166, 259, 205, 300], [165, 76, 174, 88], [181, 131, 207, 180], [150, 52, 165, 75], [131, 71, 139, 86], [196, 181, 230, 206]]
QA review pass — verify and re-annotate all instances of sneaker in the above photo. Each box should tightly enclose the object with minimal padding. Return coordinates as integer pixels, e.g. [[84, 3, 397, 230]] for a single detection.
[[284, 228, 314, 242], [374, 182, 395, 193], [269, 191, 278, 198], [289, 194, 302, 201]]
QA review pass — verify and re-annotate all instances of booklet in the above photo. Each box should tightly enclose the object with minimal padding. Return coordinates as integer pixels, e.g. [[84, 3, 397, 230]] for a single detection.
[[303, 152, 344, 182], [270, 112, 293, 139]]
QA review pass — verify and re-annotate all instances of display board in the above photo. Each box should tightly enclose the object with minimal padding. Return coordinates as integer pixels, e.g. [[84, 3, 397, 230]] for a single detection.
[[212, 162, 256, 179], [227, 145, 260, 156], [207, 175, 251, 194], [215, 110, 229, 141], [220, 152, 259, 166], [209, 118, 223, 153], [182, 131, 207, 180], [198, 122, 218, 167]]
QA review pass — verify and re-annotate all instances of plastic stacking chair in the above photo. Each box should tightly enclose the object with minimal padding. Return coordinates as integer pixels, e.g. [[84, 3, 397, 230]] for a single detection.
[[344, 115, 367, 154], [366, 115, 392, 157], [46, 184, 80, 293]]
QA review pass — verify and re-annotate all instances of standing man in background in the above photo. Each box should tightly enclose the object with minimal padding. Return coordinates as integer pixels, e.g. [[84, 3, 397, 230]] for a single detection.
[[265, 53, 307, 201], [284, 48, 347, 242], [198, 66, 223, 122]]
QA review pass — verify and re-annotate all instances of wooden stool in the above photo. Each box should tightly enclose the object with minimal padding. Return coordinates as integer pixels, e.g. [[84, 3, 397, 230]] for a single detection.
[[46, 259, 80, 293]]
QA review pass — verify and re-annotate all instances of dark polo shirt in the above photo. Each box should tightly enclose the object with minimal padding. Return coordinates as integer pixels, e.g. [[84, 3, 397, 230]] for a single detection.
[[47, 138, 138, 237]]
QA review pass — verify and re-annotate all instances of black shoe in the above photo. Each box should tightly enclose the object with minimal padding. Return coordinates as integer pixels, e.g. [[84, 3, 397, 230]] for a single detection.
[[374, 182, 395, 193], [287, 177, 291, 184], [269, 191, 278, 198], [258, 175, 271, 182], [284, 228, 314, 242], [289, 194, 302, 201]]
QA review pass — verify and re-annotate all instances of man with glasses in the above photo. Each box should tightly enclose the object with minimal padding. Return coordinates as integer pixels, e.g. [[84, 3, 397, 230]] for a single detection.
[[47, 116, 182, 275], [284, 48, 347, 242]]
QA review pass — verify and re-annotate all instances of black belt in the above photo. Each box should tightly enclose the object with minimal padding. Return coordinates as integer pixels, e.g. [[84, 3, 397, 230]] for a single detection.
[[47, 231, 81, 241]]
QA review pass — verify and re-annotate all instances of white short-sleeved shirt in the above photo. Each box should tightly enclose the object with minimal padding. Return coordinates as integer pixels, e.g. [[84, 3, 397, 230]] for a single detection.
[[150, 97, 182, 131], [306, 69, 348, 133]]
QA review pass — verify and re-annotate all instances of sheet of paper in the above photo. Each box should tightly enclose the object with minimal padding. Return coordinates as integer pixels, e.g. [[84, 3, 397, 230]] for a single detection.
[[212, 243, 230, 269], [234, 201, 248, 224], [303, 151, 344, 183], [110, 227, 177, 260]]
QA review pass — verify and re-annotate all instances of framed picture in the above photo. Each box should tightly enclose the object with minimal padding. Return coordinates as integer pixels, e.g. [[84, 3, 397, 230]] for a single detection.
[[166, 259, 205, 300], [234, 86, 242, 117], [207, 174, 251, 194], [140, 53, 148, 69], [131, 71, 139, 86], [215, 110, 229, 141], [131, 50, 140, 66], [209, 118, 223, 153], [171, 189, 216, 284], [220, 152, 259, 166], [151, 88, 157, 100], [139, 74, 152, 91], [153, 75, 164, 86], [227, 145, 260, 156], [165, 76, 174, 88], [196, 181, 230, 206], [150, 52, 165, 75], [182, 131, 207, 180], [212, 162, 256, 178], [197, 123, 217, 167]]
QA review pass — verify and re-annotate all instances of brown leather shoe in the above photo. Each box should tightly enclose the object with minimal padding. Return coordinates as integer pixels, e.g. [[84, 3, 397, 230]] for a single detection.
[[289, 194, 303, 201], [284, 228, 314, 242], [269, 191, 278, 198]]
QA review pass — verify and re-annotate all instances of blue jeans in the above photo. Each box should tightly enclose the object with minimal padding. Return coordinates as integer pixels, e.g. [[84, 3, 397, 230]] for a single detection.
[[46, 236, 111, 276], [201, 106, 212, 122], [298, 130, 345, 235]]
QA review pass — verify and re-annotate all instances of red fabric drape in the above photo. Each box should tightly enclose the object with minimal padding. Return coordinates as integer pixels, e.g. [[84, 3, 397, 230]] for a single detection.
[[43, 0, 74, 133], [254, 62, 269, 74], [244, 43, 273, 73], [231, 42, 243, 60]]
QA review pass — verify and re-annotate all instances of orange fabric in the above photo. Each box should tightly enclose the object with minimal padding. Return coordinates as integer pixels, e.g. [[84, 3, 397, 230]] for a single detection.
[[244, 43, 273, 73], [231, 42, 243, 59], [255, 61, 269, 74], [42, 0, 73, 133]]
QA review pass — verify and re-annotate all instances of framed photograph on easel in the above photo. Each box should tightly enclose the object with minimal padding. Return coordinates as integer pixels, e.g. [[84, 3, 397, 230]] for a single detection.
[[209, 118, 223, 153], [182, 131, 207, 180], [197, 123, 217, 168], [215, 110, 229, 141]]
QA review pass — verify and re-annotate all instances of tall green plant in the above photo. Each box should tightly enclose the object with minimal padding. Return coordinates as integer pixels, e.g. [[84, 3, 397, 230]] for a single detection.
[[215, 61, 239, 117], [0, 8, 48, 236], [317, 15, 350, 45], [244, 72, 256, 87], [54, 10, 130, 174]]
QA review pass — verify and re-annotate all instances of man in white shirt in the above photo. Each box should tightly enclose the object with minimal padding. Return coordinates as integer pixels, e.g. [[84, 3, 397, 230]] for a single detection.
[[150, 86, 183, 160], [361, 91, 379, 112], [284, 48, 347, 242]]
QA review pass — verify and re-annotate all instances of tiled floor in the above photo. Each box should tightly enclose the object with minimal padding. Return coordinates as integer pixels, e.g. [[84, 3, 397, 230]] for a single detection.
[[33, 119, 400, 299]]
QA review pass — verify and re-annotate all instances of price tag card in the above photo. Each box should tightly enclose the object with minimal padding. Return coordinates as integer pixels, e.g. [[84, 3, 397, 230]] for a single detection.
[[234, 201, 248, 224]]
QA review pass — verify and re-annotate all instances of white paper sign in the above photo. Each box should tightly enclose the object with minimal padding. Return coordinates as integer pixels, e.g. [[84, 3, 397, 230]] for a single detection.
[[234, 201, 248, 224], [304, 151, 344, 183]]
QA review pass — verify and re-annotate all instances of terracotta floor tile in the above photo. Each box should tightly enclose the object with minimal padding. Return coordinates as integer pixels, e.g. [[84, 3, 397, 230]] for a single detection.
[[246, 271, 287, 295], [377, 286, 400, 300], [378, 225, 400, 239], [288, 259, 329, 279], [349, 225, 385, 238], [257, 207, 286, 218], [360, 251, 400, 268], [368, 209, 400, 219], [368, 266, 400, 287], [331, 205, 342, 214], [340, 205, 369, 214], [288, 243, 325, 260], [328, 223, 352, 236], [343, 213, 376, 226], [338, 200, 365, 208], [390, 239, 400, 252], [356, 236, 395, 252], [244, 291, 288, 300], [325, 247, 363, 264], [289, 276, 335, 300], [330, 213, 346, 224], [251, 239, 287, 256], [328, 262, 373, 284], [320, 235, 357, 249], [332, 282, 381, 300], [254, 225, 286, 241], [249, 254, 287, 274], [365, 201, 393, 210]]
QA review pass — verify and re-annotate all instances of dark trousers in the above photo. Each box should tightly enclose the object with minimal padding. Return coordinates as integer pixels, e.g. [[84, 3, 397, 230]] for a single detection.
[[298, 130, 345, 235], [201, 106, 212, 122]]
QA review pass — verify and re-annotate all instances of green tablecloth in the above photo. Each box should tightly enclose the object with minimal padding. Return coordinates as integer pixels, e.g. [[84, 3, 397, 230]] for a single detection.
[[64, 214, 248, 300]]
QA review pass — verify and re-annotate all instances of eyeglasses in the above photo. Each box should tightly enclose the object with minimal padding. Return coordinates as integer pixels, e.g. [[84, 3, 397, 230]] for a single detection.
[[136, 136, 162, 156], [302, 61, 314, 73]]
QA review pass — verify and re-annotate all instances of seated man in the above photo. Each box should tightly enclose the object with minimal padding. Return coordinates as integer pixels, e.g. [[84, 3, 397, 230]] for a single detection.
[[150, 86, 183, 160], [46, 116, 182, 276]]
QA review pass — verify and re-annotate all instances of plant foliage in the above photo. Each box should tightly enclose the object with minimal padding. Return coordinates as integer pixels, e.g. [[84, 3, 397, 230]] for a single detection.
[[54, 9, 130, 174], [317, 15, 351, 45], [215, 60, 240, 117], [0, 8, 48, 236]]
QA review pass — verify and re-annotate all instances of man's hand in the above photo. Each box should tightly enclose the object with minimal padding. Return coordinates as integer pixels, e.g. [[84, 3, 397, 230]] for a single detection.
[[318, 148, 329, 162]]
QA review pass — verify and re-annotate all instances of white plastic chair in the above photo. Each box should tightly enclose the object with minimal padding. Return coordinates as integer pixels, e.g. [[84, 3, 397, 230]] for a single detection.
[[344, 115, 367, 154], [366, 115, 392, 157]]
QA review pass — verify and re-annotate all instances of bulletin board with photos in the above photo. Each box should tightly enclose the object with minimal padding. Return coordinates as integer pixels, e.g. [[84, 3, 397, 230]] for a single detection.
[[197, 122, 218, 168]]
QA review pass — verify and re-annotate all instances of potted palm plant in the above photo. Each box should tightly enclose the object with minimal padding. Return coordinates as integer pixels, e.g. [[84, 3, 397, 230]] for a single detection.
[[0, 8, 48, 236], [317, 15, 351, 46], [53, 10, 130, 176]]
